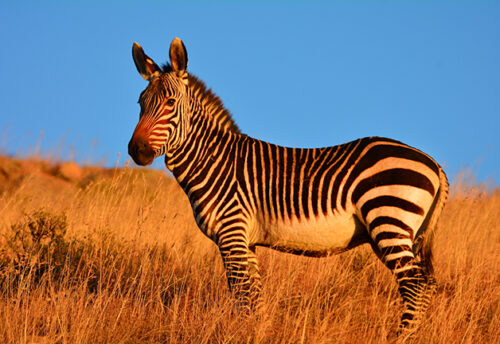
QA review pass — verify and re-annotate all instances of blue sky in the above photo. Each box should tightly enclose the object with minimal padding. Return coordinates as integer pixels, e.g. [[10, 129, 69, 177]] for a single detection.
[[0, 1, 499, 185]]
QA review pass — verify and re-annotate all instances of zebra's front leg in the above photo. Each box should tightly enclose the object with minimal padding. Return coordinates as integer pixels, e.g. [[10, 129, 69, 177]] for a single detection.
[[247, 245, 263, 310], [217, 232, 262, 314]]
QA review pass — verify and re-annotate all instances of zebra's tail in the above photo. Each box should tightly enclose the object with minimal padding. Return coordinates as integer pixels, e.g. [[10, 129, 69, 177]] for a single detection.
[[415, 165, 449, 275]]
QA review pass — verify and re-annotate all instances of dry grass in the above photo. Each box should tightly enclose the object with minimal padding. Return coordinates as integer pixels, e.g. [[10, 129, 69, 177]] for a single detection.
[[0, 156, 498, 343]]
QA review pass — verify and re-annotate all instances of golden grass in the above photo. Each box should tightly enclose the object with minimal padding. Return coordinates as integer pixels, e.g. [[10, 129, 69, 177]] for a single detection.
[[0, 156, 498, 343]]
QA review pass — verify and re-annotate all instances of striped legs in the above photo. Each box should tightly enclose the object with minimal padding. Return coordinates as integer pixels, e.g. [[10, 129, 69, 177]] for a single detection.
[[369, 221, 437, 334], [217, 227, 263, 313], [394, 260, 437, 335], [247, 246, 263, 310]]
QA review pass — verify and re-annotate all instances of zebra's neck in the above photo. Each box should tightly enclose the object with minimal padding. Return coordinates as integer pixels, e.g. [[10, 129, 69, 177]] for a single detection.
[[164, 82, 244, 199]]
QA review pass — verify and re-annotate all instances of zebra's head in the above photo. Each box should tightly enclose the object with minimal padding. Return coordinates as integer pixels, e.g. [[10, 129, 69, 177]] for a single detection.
[[128, 38, 190, 166]]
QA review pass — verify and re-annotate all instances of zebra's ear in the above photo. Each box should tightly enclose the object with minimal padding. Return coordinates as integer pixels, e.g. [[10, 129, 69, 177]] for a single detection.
[[169, 37, 188, 84], [132, 42, 162, 81]]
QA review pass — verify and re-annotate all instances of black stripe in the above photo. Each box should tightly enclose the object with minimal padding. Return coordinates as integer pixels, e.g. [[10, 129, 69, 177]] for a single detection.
[[301, 150, 311, 219], [221, 218, 244, 228], [277, 145, 286, 220], [401, 312, 415, 322], [254, 141, 265, 211], [216, 184, 240, 217], [341, 142, 439, 209], [310, 148, 330, 217], [204, 147, 236, 210], [284, 147, 294, 219], [369, 216, 413, 237], [270, 143, 278, 218], [313, 148, 340, 207], [386, 255, 413, 270], [223, 206, 242, 220], [321, 144, 351, 214], [332, 139, 364, 209], [237, 138, 250, 206], [352, 168, 435, 204], [262, 142, 272, 217], [374, 231, 410, 242], [395, 266, 420, 280], [171, 119, 210, 172], [183, 131, 232, 193], [292, 149, 302, 218], [380, 245, 412, 257], [360, 196, 424, 220]]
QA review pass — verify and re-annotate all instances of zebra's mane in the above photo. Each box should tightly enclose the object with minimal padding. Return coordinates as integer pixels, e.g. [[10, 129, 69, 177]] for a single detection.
[[162, 63, 240, 134]]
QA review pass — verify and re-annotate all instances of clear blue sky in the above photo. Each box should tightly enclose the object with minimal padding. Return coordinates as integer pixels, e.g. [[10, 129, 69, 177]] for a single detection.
[[1, 1, 499, 185]]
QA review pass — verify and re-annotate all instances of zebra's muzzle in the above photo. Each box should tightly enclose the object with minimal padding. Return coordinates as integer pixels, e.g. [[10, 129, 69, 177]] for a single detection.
[[128, 135, 155, 166]]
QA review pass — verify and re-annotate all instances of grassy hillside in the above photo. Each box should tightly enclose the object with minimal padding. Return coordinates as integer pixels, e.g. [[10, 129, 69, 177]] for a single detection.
[[0, 156, 498, 343]]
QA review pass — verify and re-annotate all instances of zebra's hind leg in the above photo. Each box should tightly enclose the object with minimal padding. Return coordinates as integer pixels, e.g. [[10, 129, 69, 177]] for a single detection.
[[394, 259, 437, 337], [369, 223, 436, 336]]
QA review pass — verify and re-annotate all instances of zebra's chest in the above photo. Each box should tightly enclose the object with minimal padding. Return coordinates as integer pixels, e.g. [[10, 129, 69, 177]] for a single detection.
[[251, 211, 363, 255]]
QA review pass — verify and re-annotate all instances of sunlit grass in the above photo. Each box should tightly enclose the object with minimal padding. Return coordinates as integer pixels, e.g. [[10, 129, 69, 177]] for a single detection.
[[0, 156, 498, 343]]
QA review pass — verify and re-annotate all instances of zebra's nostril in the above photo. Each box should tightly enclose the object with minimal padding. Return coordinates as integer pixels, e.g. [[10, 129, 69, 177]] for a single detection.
[[136, 138, 147, 151]]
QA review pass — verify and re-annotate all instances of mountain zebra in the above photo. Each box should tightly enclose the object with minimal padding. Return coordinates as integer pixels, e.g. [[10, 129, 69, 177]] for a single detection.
[[128, 38, 448, 334]]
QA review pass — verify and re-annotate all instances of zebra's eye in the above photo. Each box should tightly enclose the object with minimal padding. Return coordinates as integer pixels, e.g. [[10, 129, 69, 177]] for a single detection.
[[166, 98, 176, 106]]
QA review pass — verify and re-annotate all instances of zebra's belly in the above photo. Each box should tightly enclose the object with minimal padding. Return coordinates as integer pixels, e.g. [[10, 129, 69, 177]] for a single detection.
[[252, 212, 367, 256]]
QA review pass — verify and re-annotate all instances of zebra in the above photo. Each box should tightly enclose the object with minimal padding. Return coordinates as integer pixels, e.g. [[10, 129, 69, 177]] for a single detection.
[[128, 37, 448, 334]]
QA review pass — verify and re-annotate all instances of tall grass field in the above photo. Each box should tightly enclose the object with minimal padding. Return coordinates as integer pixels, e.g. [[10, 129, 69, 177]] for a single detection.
[[0, 156, 498, 343]]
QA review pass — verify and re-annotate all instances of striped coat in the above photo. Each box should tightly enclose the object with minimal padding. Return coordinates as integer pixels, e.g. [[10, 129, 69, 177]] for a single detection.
[[128, 38, 448, 335]]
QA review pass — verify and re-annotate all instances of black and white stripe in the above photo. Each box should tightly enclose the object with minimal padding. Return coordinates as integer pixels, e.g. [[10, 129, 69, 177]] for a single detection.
[[128, 38, 449, 334]]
